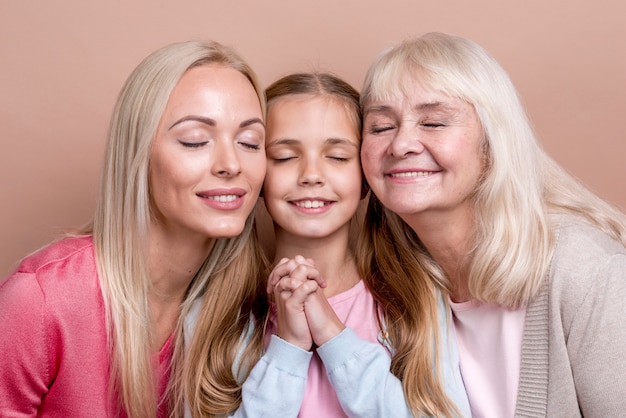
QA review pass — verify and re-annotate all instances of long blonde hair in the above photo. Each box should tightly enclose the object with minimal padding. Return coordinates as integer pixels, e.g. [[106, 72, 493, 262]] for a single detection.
[[87, 39, 267, 417], [358, 31, 626, 415]]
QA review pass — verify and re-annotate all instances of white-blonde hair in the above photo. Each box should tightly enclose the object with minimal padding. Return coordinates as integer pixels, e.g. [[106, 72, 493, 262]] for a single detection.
[[361, 31, 626, 308]]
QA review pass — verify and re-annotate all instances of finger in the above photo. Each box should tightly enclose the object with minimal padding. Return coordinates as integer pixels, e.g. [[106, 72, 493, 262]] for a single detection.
[[288, 263, 327, 288], [268, 257, 319, 292], [289, 279, 320, 298], [267, 258, 296, 293], [303, 289, 345, 346], [294, 254, 315, 267], [273, 276, 308, 294]]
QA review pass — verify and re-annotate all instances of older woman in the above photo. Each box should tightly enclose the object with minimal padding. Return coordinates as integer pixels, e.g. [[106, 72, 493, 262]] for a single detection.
[[358, 32, 626, 417]]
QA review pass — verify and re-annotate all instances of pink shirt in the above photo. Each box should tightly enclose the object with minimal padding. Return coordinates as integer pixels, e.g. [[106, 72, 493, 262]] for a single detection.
[[266, 280, 386, 418], [0, 236, 173, 417], [450, 299, 526, 418]]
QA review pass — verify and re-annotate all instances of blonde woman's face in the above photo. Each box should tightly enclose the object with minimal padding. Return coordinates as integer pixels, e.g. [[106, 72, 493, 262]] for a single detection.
[[361, 80, 484, 229], [149, 64, 266, 243], [264, 94, 362, 241]]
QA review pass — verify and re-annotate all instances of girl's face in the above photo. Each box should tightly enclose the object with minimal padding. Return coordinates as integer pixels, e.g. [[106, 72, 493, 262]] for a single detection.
[[264, 94, 362, 241], [361, 79, 485, 229], [149, 64, 266, 244]]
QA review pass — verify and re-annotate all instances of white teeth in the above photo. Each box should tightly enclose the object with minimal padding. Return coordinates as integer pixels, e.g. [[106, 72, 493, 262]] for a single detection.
[[206, 195, 238, 202], [295, 200, 328, 208], [391, 171, 433, 178]]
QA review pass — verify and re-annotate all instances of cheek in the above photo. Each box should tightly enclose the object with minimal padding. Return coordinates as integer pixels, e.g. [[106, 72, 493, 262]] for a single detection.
[[348, 164, 364, 191], [262, 164, 291, 199], [149, 156, 172, 196], [150, 153, 203, 200], [243, 154, 267, 189], [359, 149, 378, 179]]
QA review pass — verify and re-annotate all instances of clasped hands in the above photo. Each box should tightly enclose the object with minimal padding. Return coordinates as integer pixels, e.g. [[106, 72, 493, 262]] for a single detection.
[[267, 255, 346, 351]]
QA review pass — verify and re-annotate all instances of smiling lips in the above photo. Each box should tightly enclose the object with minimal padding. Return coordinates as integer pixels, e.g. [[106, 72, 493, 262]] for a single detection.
[[204, 194, 239, 202], [291, 199, 333, 209], [197, 188, 246, 210], [388, 170, 436, 178]]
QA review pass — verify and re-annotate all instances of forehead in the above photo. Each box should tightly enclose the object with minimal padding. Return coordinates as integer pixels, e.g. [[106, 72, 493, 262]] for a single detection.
[[365, 62, 469, 106], [364, 84, 471, 118], [269, 93, 358, 122], [162, 64, 262, 119], [267, 94, 359, 134]]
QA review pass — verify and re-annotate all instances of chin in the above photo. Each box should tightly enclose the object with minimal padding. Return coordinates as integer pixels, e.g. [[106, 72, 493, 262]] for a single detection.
[[208, 224, 247, 239]]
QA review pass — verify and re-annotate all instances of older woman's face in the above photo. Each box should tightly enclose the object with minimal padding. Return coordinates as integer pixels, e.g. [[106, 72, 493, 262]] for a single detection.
[[149, 64, 266, 242], [361, 80, 484, 227]]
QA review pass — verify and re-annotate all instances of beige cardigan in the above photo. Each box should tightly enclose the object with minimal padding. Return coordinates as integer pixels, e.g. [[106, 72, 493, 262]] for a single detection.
[[515, 215, 626, 417]]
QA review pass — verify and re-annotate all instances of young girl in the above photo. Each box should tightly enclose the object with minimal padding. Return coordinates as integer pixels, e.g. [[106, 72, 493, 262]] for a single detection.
[[238, 72, 470, 417]]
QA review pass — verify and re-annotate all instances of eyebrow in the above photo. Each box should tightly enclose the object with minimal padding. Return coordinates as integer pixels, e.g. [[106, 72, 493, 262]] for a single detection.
[[266, 137, 359, 149], [325, 137, 359, 148], [169, 115, 265, 130], [363, 104, 392, 116], [414, 101, 456, 113], [363, 101, 456, 116]]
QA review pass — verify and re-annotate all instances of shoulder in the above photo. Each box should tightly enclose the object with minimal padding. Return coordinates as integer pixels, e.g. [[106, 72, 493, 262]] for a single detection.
[[1, 236, 99, 311], [548, 214, 626, 312], [550, 214, 626, 279], [14, 235, 95, 276], [552, 214, 625, 257]]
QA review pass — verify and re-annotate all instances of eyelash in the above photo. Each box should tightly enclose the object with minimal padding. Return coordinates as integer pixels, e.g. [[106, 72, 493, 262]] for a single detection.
[[179, 141, 261, 151], [368, 126, 395, 134], [240, 142, 261, 150], [367, 122, 446, 134], [271, 156, 349, 163], [179, 141, 207, 148], [272, 156, 295, 163]]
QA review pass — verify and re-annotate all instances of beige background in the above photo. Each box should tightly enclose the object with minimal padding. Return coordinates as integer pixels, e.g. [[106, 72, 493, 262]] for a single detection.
[[1, 1, 625, 277]]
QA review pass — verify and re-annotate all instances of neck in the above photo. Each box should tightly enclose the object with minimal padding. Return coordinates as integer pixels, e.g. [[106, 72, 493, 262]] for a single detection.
[[403, 209, 474, 302], [273, 226, 360, 297], [148, 224, 215, 350]]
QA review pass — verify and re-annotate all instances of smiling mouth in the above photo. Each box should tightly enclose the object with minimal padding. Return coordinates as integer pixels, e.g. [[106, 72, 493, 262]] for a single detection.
[[389, 171, 435, 178], [292, 200, 332, 209], [199, 194, 240, 202]]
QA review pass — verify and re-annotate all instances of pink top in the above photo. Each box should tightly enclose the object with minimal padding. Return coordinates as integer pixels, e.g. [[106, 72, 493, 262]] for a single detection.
[[266, 280, 386, 418], [449, 299, 526, 418], [0, 236, 173, 417]]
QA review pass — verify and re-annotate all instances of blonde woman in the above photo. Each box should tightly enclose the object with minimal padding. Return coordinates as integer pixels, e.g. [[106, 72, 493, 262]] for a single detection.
[[359, 32, 626, 417], [0, 40, 268, 417]]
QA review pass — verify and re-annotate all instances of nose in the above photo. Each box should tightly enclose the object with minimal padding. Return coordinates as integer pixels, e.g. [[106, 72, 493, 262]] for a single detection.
[[298, 155, 324, 186], [212, 139, 241, 177], [387, 123, 425, 158]]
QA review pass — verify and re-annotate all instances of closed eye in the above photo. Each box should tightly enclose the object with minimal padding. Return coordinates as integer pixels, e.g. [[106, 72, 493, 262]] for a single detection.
[[328, 156, 349, 162], [240, 142, 261, 150], [368, 125, 395, 134], [271, 156, 296, 162], [179, 140, 208, 148]]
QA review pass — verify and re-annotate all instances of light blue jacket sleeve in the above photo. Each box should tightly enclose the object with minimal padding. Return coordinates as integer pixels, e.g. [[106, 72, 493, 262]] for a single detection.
[[232, 335, 312, 417], [184, 299, 313, 418], [316, 292, 471, 418]]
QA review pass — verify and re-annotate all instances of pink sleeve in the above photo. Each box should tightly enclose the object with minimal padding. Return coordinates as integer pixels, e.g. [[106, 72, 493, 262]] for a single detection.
[[0, 271, 52, 416]]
